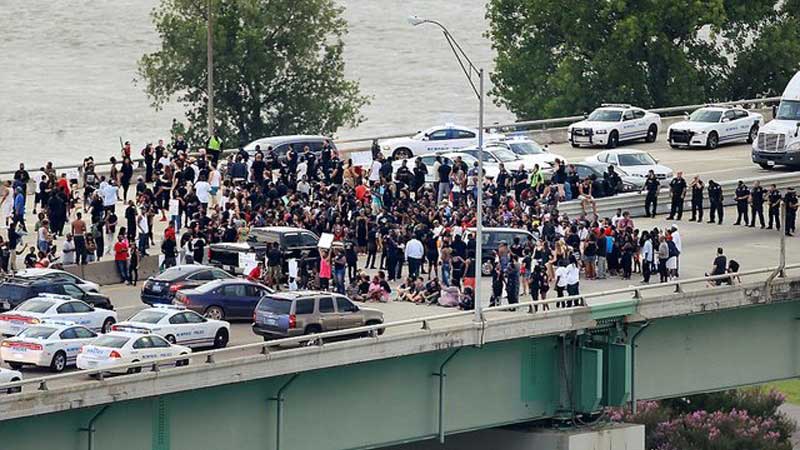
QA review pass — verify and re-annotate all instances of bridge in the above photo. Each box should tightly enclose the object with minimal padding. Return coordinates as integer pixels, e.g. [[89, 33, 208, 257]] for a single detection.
[[0, 265, 798, 450]]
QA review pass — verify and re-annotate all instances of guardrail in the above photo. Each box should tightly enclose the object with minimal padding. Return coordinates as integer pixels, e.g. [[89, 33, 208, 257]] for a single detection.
[[0, 96, 781, 178], [2, 263, 798, 395]]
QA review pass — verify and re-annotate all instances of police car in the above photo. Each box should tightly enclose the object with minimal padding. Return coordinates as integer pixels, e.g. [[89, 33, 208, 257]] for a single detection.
[[668, 106, 763, 149], [76, 330, 191, 375], [0, 295, 117, 337], [0, 368, 22, 394], [112, 305, 230, 349], [0, 320, 97, 372], [568, 104, 662, 148], [379, 124, 504, 160]]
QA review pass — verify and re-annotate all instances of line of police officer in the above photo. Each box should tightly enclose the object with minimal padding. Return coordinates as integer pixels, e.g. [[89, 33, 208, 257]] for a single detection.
[[641, 171, 799, 236]]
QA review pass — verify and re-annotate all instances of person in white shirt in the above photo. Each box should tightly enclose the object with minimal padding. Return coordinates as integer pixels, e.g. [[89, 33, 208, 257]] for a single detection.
[[195, 176, 211, 208], [404, 236, 425, 279], [136, 211, 150, 255], [61, 234, 76, 265], [208, 166, 222, 205], [554, 261, 568, 304], [101, 180, 119, 214], [565, 257, 581, 304], [640, 231, 655, 284], [297, 177, 311, 196], [670, 224, 682, 277], [369, 159, 382, 183]]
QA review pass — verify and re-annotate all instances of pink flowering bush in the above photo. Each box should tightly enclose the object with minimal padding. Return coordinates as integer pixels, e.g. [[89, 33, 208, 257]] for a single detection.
[[608, 388, 794, 450]]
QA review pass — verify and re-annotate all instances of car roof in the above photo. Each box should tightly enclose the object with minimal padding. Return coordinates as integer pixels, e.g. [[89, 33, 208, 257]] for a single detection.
[[101, 331, 148, 340], [265, 290, 337, 300], [251, 226, 310, 234], [14, 268, 66, 277], [246, 135, 333, 147], [603, 149, 646, 155], [25, 295, 73, 304]]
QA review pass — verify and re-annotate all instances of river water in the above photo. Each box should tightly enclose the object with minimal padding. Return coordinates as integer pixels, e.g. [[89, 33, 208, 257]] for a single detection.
[[0, 0, 514, 168]]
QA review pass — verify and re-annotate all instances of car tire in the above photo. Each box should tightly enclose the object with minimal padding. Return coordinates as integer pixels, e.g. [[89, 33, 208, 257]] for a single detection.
[[213, 328, 229, 348], [669, 144, 680, 149], [302, 325, 323, 346], [706, 132, 719, 149], [365, 320, 384, 336], [759, 163, 773, 170], [204, 306, 225, 321], [393, 148, 413, 160], [606, 131, 619, 149], [127, 361, 142, 375], [481, 261, 493, 276], [7, 378, 21, 394], [8, 363, 22, 371], [748, 124, 759, 144], [101, 317, 116, 334], [165, 335, 177, 345], [570, 142, 580, 148], [646, 125, 658, 143], [176, 353, 190, 367], [50, 351, 67, 373]]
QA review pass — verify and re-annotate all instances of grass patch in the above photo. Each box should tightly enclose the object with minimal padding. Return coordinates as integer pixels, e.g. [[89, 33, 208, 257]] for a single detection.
[[763, 379, 800, 405]]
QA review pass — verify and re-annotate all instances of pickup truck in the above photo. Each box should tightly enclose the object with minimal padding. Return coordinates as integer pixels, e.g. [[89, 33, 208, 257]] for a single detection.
[[208, 226, 321, 275]]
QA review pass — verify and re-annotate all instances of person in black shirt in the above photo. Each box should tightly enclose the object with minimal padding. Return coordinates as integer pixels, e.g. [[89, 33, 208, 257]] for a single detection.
[[13, 164, 30, 195], [641, 170, 660, 218], [437, 161, 452, 203], [708, 247, 727, 286], [667, 171, 687, 220], [173, 135, 188, 154], [320, 141, 333, 182], [733, 181, 750, 225], [749, 180, 765, 228], [689, 176, 704, 222], [142, 143, 155, 182], [785, 188, 798, 236], [412, 159, 427, 193], [708, 180, 724, 224], [604, 166, 623, 195], [767, 185, 782, 230]]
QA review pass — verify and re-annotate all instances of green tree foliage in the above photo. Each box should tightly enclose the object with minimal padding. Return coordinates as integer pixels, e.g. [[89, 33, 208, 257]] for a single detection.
[[139, 0, 370, 147], [486, 0, 800, 119]]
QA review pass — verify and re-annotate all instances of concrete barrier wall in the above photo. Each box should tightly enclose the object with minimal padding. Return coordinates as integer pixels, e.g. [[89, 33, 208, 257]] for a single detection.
[[62, 254, 160, 286]]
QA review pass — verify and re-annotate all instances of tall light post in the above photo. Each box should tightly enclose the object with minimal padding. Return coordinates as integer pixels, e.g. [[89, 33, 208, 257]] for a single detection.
[[408, 15, 485, 323], [206, 0, 215, 137]]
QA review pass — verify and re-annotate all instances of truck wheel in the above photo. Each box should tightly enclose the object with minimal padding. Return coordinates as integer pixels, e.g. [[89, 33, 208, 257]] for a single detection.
[[747, 124, 759, 144], [365, 320, 384, 337]]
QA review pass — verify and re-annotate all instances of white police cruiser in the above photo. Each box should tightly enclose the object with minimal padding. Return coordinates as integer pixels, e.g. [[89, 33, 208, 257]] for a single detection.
[[0, 368, 22, 394], [568, 104, 662, 148], [668, 106, 763, 149], [112, 305, 230, 349], [0, 320, 97, 372], [379, 124, 504, 160], [76, 330, 191, 375], [0, 295, 116, 337]]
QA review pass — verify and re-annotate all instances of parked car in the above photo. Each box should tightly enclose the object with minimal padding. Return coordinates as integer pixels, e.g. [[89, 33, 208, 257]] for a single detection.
[[568, 104, 661, 148], [0, 296, 116, 337], [586, 149, 673, 180], [141, 265, 234, 306], [391, 155, 454, 185], [464, 227, 537, 275], [252, 291, 384, 341], [0, 320, 98, 372], [379, 124, 504, 160], [242, 134, 336, 160], [0, 277, 112, 311], [444, 145, 527, 172], [668, 106, 763, 149], [173, 279, 273, 320], [14, 268, 100, 293], [113, 305, 230, 349], [488, 136, 567, 168], [571, 161, 645, 192], [437, 151, 502, 180], [0, 368, 22, 394], [76, 330, 190, 375], [209, 226, 320, 275], [752, 70, 800, 169]]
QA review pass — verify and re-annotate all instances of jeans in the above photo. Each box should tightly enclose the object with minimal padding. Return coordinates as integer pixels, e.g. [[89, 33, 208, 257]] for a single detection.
[[441, 262, 451, 286], [407, 257, 422, 279], [334, 268, 346, 294], [138, 234, 149, 255], [115, 260, 129, 283], [596, 257, 607, 279]]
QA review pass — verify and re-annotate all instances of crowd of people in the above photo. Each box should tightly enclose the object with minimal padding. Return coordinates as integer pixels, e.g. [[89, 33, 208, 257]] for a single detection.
[[0, 134, 786, 311]]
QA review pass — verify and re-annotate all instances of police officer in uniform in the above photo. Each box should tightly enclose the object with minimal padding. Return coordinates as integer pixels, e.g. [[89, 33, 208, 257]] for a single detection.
[[689, 176, 704, 222], [785, 187, 798, 236], [667, 171, 687, 220], [708, 180, 724, 224], [733, 181, 750, 226], [749, 180, 765, 228], [767, 184, 782, 230], [642, 170, 660, 218]]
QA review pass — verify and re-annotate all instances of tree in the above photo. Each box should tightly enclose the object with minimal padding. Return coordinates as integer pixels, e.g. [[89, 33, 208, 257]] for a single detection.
[[486, 0, 800, 120], [138, 0, 370, 147]]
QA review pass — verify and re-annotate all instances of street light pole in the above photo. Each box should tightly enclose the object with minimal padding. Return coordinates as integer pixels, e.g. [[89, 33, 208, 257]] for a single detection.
[[206, 0, 215, 138], [408, 16, 485, 323]]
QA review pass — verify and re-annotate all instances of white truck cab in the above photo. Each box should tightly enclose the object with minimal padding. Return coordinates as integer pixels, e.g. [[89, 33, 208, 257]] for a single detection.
[[752, 71, 800, 169]]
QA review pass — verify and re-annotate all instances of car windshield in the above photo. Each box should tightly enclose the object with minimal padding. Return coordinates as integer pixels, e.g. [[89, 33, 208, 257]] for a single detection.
[[17, 326, 56, 339], [129, 311, 167, 324], [156, 266, 201, 281], [16, 300, 54, 313], [776, 100, 800, 121], [588, 109, 622, 122], [617, 153, 657, 166], [93, 335, 130, 348], [492, 148, 519, 162], [509, 141, 545, 155], [258, 297, 293, 314], [689, 109, 722, 122]]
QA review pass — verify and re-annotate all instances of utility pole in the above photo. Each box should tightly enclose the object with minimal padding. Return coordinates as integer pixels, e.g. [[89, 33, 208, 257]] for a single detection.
[[206, 0, 215, 138]]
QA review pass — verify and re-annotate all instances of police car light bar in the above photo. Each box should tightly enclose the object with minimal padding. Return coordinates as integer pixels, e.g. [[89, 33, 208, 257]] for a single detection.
[[110, 325, 151, 334], [600, 103, 632, 109], [39, 320, 76, 327]]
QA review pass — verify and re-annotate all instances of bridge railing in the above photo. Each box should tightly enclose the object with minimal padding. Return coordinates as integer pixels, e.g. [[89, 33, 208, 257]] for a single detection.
[[2, 263, 798, 394]]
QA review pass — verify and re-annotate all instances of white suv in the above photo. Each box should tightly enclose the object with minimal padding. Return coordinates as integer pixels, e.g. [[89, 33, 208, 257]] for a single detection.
[[379, 124, 504, 160], [668, 106, 763, 149], [567, 104, 661, 148]]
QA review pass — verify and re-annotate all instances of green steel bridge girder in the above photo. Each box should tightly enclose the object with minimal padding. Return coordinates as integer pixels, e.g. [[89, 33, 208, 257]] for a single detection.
[[2, 299, 800, 450]]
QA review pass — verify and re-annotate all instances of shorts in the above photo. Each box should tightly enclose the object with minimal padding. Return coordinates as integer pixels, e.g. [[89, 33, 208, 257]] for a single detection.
[[210, 187, 219, 196]]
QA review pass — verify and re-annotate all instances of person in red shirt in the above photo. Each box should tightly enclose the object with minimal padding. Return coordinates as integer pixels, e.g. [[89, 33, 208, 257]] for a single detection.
[[164, 222, 176, 241], [56, 174, 70, 198], [247, 261, 264, 282], [354, 183, 369, 202], [114, 234, 130, 284]]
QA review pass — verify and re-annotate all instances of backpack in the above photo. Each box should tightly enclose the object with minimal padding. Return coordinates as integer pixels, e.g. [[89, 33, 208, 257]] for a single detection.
[[667, 240, 680, 258]]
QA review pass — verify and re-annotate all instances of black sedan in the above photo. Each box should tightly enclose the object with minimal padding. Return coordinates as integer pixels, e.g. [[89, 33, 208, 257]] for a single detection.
[[141, 265, 234, 306]]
